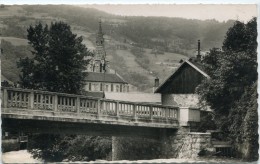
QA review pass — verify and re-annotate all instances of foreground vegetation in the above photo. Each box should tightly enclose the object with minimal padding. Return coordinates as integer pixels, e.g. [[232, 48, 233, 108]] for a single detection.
[[197, 18, 258, 161], [28, 135, 112, 162]]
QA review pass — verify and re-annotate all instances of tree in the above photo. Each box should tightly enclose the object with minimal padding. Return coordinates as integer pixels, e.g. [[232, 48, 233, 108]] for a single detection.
[[228, 83, 258, 161], [196, 18, 258, 160], [241, 83, 258, 161], [197, 18, 257, 116], [19, 22, 113, 162], [17, 22, 91, 94]]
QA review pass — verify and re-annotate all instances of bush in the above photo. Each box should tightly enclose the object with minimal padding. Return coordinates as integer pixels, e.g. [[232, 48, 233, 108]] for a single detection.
[[28, 134, 112, 162], [197, 111, 217, 132], [113, 137, 161, 160]]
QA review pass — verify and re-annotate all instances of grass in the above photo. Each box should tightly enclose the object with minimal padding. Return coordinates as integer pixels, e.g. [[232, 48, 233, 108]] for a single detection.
[[143, 48, 188, 82], [2, 37, 28, 46], [72, 30, 95, 51], [107, 45, 189, 91]]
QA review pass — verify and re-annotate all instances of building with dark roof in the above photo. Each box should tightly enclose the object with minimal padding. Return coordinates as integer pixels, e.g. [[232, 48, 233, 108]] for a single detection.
[[84, 20, 130, 93], [154, 40, 211, 113], [155, 59, 209, 94]]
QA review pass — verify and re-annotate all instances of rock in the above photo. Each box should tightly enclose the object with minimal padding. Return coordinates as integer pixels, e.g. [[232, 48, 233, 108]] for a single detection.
[[82, 157, 89, 161], [62, 159, 69, 162]]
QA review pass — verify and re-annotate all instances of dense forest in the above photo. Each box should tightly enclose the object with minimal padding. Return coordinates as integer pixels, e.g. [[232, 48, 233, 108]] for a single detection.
[[4, 5, 235, 50]]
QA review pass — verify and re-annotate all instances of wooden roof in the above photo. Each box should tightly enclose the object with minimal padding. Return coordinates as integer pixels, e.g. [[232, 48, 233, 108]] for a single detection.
[[155, 59, 210, 93]]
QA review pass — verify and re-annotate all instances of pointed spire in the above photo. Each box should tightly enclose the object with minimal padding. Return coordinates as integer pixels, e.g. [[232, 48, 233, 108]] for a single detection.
[[98, 17, 103, 35]]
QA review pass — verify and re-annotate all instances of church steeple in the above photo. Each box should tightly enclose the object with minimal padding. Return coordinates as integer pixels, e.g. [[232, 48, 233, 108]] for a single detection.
[[88, 18, 109, 73], [96, 18, 105, 49], [98, 19, 103, 35]]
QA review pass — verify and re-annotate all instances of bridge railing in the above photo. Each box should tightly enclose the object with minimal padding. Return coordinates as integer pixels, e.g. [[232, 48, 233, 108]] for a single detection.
[[1, 87, 179, 122]]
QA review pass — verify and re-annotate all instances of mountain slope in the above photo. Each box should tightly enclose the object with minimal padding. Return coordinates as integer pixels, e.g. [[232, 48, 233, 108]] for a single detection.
[[0, 5, 234, 91]]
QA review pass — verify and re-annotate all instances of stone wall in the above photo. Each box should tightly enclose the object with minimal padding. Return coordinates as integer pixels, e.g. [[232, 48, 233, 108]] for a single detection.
[[162, 94, 200, 107], [160, 127, 212, 159], [161, 94, 211, 111], [177, 132, 212, 158], [112, 127, 213, 160]]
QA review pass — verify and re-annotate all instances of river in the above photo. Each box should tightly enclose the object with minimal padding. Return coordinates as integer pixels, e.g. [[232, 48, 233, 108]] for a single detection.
[[2, 150, 248, 163]]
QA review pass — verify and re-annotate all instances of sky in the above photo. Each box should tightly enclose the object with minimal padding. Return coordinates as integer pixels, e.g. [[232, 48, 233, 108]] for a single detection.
[[2, 0, 259, 4], [81, 4, 257, 22]]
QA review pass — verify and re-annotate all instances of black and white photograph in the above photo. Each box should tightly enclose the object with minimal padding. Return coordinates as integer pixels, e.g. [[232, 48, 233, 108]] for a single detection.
[[0, 1, 258, 163]]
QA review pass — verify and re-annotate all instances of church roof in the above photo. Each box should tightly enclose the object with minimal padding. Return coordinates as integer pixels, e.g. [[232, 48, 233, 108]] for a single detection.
[[85, 72, 128, 84]]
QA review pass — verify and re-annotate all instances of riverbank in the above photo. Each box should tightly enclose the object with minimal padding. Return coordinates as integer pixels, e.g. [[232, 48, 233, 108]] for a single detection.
[[2, 150, 253, 163], [85, 157, 249, 164], [2, 150, 42, 163]]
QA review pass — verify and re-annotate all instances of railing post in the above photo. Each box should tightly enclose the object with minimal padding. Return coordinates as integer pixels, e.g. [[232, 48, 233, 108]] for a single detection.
[[76, 97, 80, 114], [177, 107, 180, 121], [29, 91, 34, 109], [102, 100, 106, 116], [133, 104, 137, 120], [176, 107, 179, 120], [3, 88, 8, 108], [97, 99, 101, 118], [116, 101, 119, 117], [149, 105, 153, 120], [165, 107, 169, 119], [53, 94, 58, 112]]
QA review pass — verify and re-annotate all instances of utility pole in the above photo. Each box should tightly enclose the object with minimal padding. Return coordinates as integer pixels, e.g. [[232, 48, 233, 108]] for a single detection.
[[0, 30, 2, 80]]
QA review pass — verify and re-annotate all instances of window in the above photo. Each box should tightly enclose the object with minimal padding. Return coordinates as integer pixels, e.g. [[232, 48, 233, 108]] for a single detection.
[[106, 84, 109, 92], [127, 85, 129, 92], [95, 65, 99, 73], [122, 85, 125, 92], [111, 84, 114, 92], [120, 85, 123, 92]]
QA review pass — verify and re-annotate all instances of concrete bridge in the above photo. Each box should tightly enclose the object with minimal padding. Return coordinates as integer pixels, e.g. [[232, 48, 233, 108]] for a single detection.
[[1, 87, 182, 138], [2, 87, 213, 160]]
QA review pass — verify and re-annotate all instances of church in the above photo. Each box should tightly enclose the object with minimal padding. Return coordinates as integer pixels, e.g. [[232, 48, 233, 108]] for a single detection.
[[84, 20, 130, 93]]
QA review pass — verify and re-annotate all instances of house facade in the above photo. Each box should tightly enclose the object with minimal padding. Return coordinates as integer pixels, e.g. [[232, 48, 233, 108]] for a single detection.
[[154, 52, 211, 125], [155, 59, 210, 108], [84, 72, 129, 92]]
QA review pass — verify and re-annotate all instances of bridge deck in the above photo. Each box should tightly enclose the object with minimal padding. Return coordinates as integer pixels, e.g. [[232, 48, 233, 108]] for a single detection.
[[1, 87, 180, 129]]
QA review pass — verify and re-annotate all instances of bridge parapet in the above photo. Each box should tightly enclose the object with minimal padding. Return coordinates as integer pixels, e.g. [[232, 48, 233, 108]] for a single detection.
[[1, 87, 179, 128]]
